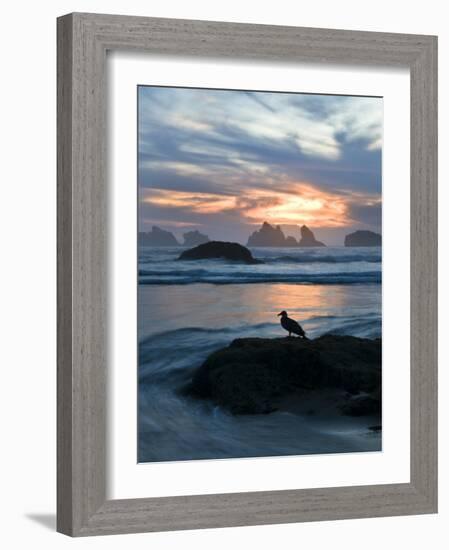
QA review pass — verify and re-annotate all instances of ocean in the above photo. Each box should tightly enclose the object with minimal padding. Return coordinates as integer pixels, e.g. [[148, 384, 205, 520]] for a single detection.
[[138, 246, 382, 462]]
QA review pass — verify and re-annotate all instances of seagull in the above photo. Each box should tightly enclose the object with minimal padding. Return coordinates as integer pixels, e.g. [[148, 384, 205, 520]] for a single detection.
[[277, 311, 307, 338]]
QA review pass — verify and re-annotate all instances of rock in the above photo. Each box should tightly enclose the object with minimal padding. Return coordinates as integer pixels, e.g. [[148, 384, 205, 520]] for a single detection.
[[247, 222, 287, 247], [182, 230, 210, 247], [139, 226, 179, 246], [178, 241, 263, 264], [186, 335, 381, 415], [298, 225, 326, 247], [285, 236, 299, 246], [247, 222, 325, 247], [344, 230, 382, 247]]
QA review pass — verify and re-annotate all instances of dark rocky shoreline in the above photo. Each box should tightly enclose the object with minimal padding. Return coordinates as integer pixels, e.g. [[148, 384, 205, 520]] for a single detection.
[[183, 334, 381, 417]]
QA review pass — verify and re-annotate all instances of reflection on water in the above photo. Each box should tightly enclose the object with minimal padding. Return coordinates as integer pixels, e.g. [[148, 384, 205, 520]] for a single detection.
[[139, 282, 381, 340]]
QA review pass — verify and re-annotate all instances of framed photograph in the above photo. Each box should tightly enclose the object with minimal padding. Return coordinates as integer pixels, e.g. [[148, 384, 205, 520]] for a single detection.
[[57, 13, 437, 536]]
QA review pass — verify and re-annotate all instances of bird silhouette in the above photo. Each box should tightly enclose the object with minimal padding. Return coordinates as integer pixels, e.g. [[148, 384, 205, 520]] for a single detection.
[[277, 311, 307, 338]]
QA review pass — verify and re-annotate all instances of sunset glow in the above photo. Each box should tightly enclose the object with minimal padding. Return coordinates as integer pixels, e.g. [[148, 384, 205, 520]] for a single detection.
[[138, 86, 382, 244], [143, 189, 237, 214], [141, 181, 379, 230], [242, 184, 349, 227]]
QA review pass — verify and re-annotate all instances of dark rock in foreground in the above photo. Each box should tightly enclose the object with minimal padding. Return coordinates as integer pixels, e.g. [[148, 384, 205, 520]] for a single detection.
[[178, 241, 263, 264], [183, 230, 210, 247], [298, 225, 326, 247], [186, 335, 381, 415], [139, 226, 179, 246], [344, 230, 381, 247]]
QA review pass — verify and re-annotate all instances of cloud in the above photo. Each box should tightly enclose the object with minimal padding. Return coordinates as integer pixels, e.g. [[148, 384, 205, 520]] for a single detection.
[[137, 86, 382, 238], [142, 188, 237, 214], [236, 184, 349, 227], [139, 87, 382, 164], [347, 200, 382, 227], [141, 182, 378, 230]]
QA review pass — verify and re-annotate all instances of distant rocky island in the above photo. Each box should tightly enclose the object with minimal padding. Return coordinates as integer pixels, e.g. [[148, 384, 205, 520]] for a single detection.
[[182, 230, 209, 247], [139, 226, 179, 246], [247, 221, 325, 247], [298, 225, 326, 247], [247, 222, 292, 247], [344, 230, 382, 247], [139, 226, 211, 247], [139, 223, 381, 248]]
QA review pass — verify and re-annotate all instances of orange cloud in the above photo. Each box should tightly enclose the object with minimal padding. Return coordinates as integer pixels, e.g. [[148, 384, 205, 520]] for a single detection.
[[142, 189, 236, 214], [240, 183, 350, 228], [142, 183, 378, 228]]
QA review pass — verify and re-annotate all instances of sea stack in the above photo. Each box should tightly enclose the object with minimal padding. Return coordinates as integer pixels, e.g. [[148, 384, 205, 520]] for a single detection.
[[138, 226, 179, 246], [344, 230, 382, 247], [247, 222, 325, 247], [247, 222, 291, 247], [298, 225, 326, 247]]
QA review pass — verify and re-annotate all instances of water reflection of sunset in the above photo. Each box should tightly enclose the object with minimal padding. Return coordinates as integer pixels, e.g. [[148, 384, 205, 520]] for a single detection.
[[263, 283, 343, 318], [235, 283, 363, 326], [139, 282, 381, 340]]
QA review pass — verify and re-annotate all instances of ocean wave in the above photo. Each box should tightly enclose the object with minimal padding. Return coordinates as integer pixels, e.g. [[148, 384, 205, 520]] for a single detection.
[[139, 322, 278, 383], [139, 254, 381, 266], [139, 316, 381, 345], [138, 315, 381, 384], [140, 322, 274, 342], [266, 254, 381, 264], [139, 270, 381, 285]]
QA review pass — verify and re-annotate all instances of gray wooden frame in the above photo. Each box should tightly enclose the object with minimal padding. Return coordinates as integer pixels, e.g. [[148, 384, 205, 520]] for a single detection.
[[57, 12, 438, 537]]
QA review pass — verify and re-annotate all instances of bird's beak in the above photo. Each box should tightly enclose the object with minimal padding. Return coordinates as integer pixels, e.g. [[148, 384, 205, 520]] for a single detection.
[[277, 312, 281, 316]]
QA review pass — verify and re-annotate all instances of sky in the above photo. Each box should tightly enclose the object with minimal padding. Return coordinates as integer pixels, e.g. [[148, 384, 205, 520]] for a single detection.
[[138, 86, 382, 246]]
